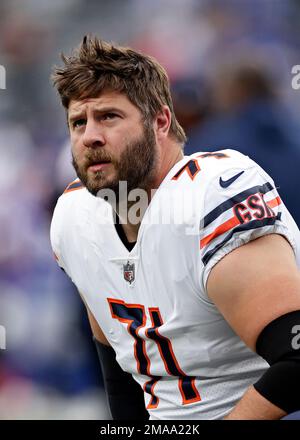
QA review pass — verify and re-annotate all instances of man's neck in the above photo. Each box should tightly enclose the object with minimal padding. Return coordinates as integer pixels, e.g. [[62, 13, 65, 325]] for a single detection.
[[116, 147, 184, 242], [116, 215, 140, 244]]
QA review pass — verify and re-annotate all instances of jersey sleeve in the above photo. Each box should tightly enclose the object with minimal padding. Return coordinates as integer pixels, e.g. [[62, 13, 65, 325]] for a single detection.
[[199, 161, 297, 294]]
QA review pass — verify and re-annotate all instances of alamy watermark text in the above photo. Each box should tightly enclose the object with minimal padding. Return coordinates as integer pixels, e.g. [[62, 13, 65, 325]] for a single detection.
[[291, 65, 300, 90], [0, 65, 6, 89], [0, 325, 6, 350]]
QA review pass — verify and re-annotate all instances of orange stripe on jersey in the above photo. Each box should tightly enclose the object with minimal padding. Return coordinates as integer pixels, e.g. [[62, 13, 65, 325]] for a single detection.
[[200, 195, 281, 250], [200, 216, 240, 249], [63, 179, 84, 194], [53, 252, 58, 261], [267, 196, 281, 209]]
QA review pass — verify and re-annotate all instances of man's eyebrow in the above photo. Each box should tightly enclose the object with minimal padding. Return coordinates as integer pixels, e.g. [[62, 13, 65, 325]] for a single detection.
[[68, 112, 85, 124], [68, 107, 125, 123], [93, 106, 125, 115]]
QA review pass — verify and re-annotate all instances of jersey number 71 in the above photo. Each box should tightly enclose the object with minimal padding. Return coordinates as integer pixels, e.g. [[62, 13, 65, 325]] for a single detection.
[[107, 298, 201, 409]]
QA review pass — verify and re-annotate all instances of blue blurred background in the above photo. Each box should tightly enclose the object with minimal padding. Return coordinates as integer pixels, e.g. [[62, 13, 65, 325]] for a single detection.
[[0, 0, 300, 419]]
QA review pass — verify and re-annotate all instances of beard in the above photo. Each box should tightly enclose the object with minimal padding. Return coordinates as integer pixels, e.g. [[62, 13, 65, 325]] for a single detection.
[[72, 122, 157, 199]]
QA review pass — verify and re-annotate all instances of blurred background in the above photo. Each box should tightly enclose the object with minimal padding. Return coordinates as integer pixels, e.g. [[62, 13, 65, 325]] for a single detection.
[[0, 0, 300, 420]]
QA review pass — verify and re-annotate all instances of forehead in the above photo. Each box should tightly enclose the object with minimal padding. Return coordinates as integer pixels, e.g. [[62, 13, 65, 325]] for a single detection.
[[68, 90, 140, 116]]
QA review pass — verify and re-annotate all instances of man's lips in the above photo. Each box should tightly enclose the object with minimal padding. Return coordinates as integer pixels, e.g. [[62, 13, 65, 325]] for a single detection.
[[88, 161, 111, 172]]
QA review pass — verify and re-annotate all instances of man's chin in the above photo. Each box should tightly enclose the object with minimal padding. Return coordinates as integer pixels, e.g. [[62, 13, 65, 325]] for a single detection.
[[85, 179, 120, 198]]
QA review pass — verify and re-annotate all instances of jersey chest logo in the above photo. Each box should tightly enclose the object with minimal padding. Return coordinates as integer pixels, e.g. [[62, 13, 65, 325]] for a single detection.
[[123, 261, 135, 284]]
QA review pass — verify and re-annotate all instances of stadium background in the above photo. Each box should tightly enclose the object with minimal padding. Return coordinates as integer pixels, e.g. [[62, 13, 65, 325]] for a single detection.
[[0, 0, 300, 419]]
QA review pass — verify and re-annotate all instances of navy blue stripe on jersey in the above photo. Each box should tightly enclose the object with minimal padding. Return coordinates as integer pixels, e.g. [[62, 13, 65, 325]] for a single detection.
[[172, 159, 200, 180], [63, 180, 84, 193], [147, 309, 201, 404], [67, 181, 83, 190], [202, 213, 281, 266], [144, 377, 160, 408], [179, 376, 199, 401], [202, 182, 274, 229], [109, 302, 149, 376], [147, 310, 183, 376]]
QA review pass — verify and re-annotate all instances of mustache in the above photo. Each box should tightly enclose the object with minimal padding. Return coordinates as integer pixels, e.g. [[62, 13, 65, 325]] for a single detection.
[[84, 151, 114, 168]]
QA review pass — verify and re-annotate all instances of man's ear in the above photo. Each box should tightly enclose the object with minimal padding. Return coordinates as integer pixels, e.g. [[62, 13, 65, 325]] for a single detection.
[[154, 105, 172, 141]]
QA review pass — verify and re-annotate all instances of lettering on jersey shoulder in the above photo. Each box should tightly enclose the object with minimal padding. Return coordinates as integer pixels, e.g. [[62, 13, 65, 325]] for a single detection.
[[123, 261, 135, 284], [200, 182, 282, 263], [233, 192, 276, 225]]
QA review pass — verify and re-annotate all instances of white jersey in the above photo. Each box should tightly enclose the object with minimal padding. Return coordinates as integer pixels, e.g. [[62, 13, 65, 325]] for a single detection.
[[50, 149, 300, 420]]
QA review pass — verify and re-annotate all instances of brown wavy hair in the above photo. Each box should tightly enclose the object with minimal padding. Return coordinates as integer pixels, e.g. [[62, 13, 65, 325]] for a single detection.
[[52, 35, 186, 146]]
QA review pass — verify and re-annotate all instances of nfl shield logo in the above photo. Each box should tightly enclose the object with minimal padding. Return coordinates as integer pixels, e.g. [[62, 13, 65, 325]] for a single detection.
[[123, 261, 135, 284]]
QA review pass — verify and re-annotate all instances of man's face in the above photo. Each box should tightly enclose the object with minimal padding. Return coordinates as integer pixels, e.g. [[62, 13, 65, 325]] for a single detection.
[[68, 91, 157, 197]]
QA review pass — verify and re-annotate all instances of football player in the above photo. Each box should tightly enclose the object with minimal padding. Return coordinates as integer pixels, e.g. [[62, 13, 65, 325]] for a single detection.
[[50, 36, 300, 420]]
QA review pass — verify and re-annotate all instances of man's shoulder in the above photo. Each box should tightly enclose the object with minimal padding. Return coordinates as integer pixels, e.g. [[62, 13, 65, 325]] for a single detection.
[[51, 178, 111, 234], [51, 179, 90, 233], [62, 178, 85, 194], [165, 147, 258, 199], [171, 148, 256, 192], [50, 178, 107, 269], [55, 178, 92, 212], [188, 148, 254, 176]]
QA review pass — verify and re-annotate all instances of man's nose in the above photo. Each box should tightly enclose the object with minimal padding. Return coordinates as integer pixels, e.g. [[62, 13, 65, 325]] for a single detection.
[[82, 120, 105, 148]]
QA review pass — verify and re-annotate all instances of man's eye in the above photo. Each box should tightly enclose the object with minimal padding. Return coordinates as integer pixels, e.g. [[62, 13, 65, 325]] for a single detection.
[[103, 113, 118, 120], [73, 119, 86, 128]]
